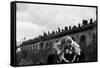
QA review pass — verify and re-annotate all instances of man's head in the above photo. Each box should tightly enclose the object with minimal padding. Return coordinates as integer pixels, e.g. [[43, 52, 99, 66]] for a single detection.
[[52, 40, 62, 54]]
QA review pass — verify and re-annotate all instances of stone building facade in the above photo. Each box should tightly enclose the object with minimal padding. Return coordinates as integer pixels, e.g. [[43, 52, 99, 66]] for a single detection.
[[19, 19, 97, 64]]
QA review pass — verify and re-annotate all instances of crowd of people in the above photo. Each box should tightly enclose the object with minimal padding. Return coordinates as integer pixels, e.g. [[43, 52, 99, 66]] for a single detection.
[[47, 36, 85, 64]]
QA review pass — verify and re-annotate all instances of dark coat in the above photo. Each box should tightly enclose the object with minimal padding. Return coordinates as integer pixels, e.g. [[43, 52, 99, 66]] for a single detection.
[[47, 54, 60, 64]]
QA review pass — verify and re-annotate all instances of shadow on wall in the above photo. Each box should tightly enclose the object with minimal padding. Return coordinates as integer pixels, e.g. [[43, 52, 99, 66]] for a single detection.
[[79, 34, 97, 62]]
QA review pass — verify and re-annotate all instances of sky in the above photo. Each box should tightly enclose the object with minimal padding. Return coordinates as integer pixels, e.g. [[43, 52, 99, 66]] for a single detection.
[[16, 3, 96, 42]]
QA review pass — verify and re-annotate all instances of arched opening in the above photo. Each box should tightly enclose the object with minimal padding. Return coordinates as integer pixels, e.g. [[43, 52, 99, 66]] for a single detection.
[[40, 42, 44, 49], [93, 33, 96, 45], [80, 35, 86, 50], [35, 44, 37, 50]]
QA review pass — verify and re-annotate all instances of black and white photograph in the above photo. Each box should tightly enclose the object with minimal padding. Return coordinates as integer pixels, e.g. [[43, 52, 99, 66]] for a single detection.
[[13, 1, 97, 66]]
